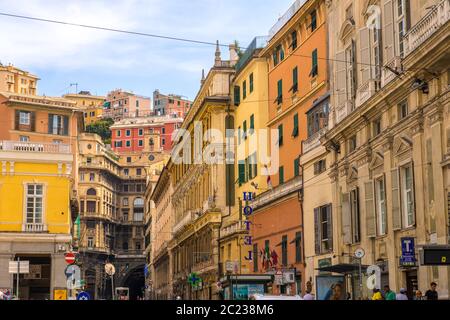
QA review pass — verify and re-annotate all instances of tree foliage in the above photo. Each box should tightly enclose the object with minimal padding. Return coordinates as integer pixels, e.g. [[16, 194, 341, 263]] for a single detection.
[[85, 118, 114, 144]]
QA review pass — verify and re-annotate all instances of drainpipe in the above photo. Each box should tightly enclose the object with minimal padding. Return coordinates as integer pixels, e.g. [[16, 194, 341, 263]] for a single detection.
[[299, 141, 305, 294]]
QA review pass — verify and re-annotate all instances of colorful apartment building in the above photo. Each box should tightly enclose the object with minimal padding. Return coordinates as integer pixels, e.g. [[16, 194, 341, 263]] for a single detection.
[[110, 116, 183, 153], [0, 64, 39, 95], [0, 92, 83, 300], [153, 89, 192, 117], [63, 91, 105, 126], [102, 89, 151, 121], [248, 0, 329, 296]]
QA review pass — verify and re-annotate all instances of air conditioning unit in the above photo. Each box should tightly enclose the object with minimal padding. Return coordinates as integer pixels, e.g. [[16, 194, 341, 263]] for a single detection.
[[283, 272, 295, 284]]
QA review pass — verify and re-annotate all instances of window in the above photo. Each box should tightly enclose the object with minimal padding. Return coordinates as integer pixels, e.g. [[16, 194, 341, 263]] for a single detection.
[[138, 129, 143, 136], [350, 188, 360, 243], [19, 111, 30, 125], [124, 169, 129, 176], [136, 168, 142, 176], [249, 114, 254, 135], [89, 173, 95, 182], [281, 235, 288, 266], [162, 127, 166, 134], [292, 113, 299, 137], [401, 163, 415, 227], [234, 86, 241, 106], [278, 124, 283, 146], [123, 185, 129, 192], [243, 80, 247, 100], [314, 204, 332, 254], [133, 198, 144, 221], [249, 73, 254, 93], [162, 138, 165, 145], [126, 141, 131, 147], [372, 28, 382, 79], [290, 31, 297, 50], [26, 184, 43, 224], [292, 67, 298, 93], [348, 135, 357, 153], [373, 118, 382, 137], [48, 114, 68, 136], [87, 237, 94, 248], [276, 79, 283, 104], [314, 159, 326, 175], [375, 177, 387, 235], [398, 100, 408, 120], [345, 43, 356, 100], [310, 10, 317, 32], [238, 160, 246, 186], [126, 130, 131, 136], [86, 188, 96, 196], [307, 98, 329, 137], [279, 45, 285, 61], [127, 157, 132, 163], [310, 49, 318, 77], [123, 198, 129, 206], [243, 120, 247, 140], [253, 244, 258, 272], [294, 158, 300, 177], [136, 242, 141, 250], [295, 232, 302, 262], [20, 136, 30, 142], [273, 51, 279, 66], [279, 166, 284, 185], [396, 0, 410, 57], [115, 141, 123, 148], [136, 100, 139, 107], [80, 173, 85, 182], [86, 157, 92, 164]]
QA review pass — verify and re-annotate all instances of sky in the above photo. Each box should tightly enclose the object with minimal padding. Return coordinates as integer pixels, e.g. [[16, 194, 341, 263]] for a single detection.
[[0, 0, 294, 100]]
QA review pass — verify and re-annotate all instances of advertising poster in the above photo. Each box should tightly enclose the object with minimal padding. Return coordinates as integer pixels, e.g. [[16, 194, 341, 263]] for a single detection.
[[316, 275, 345, 300]]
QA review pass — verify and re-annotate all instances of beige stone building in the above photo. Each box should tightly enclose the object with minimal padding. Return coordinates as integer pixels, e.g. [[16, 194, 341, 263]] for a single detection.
[[303, 0, 450, 300], [0, 64, 38, 95]]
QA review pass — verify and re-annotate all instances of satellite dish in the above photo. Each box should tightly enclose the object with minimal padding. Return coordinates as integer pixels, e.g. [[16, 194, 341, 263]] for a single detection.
[[105, 263, 116, 276]]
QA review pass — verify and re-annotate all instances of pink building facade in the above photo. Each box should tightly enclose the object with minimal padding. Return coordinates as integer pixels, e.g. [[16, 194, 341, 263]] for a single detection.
[[103, 89, 152, 120]]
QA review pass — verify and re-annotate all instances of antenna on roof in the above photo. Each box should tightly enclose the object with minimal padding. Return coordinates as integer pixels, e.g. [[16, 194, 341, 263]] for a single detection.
[[70, 83, 78, 93]]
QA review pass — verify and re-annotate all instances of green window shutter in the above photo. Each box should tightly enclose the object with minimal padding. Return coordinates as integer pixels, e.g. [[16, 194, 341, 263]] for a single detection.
[[292, 113, 299, 137], [314, 208, 320, 254], [280, 48, 285, 61], [243, 120, 247, 140], [48, 114, 53, 134], [278, 124, 283, 146], [234, 86, 241, 106], [292, 67, 298, 92], [310, 49, 318, 77], [294, 158, 300, 177], [279, 166, 284, 184], [250, 114, 254, 133], [249, 73, 254, 93], [238, 162, 245, 185], [273, 51, 278, 66], [243, 80, 247, 99], [248, 157, 252, 180], [277, 79, 283, 103]]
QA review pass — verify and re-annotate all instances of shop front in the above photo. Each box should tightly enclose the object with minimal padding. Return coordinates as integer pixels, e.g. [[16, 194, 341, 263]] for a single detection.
[[219, 275, 272, 300]]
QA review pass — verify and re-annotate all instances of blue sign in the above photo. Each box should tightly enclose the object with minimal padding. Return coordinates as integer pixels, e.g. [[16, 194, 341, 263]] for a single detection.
[[400, 237, 416, 266], [77, 291, 91, 300]]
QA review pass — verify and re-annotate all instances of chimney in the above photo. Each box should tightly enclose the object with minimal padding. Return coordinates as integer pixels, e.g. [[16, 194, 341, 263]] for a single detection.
[[229, 43, 239, 66]]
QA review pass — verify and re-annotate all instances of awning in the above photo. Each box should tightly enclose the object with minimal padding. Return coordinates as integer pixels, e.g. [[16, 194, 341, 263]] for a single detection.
[[315, 263, 369, 274]]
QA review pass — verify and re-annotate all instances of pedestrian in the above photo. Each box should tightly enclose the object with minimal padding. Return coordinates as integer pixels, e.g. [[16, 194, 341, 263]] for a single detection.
[[425, 282, 438, 300], [371, 288, 383, 300], [414, 290, 423, 300], [396, 288, 408, 300], [384, 285, 396, 300], [302, 281, 314, 300]]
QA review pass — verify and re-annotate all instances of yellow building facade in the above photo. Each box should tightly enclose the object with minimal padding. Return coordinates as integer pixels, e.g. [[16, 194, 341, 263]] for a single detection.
[[63, 92, 105, 126]]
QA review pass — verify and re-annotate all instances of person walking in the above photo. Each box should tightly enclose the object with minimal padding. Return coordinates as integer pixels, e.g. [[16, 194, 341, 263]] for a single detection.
[[384, 285, 396, 300], [302, 281, 315, 300], [414, 290, 423, 300], [396, 288, 408, 300], [425, 282, 438, 300], [371, 288, 383, 300]]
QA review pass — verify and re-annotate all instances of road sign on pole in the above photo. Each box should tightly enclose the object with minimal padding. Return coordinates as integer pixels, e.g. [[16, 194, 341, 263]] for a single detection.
[[77, 291, 91, 300], [64, 252, 76, 265], [8, 260, 29, 274]]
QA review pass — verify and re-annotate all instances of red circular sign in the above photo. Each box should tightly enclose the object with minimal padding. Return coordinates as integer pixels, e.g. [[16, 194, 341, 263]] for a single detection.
[[65, 252, 76, 265]]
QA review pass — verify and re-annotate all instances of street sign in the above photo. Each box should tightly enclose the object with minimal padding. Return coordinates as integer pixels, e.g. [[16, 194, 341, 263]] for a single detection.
[[354, 248, 365, 259], [54, 289, 67, 300], [77, 291, 91, 300], [420, 245, 450, 265], [8, 260, 29, 274], [64, 252, 76, 265], [400, 237, 416, 267], [105, 263, 116, 276]]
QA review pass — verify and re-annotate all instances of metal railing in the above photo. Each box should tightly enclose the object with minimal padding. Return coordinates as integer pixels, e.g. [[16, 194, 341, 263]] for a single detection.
[[235, 36, 268, 72], [0, 141, 71, 153], [302, 126, 328, 154]]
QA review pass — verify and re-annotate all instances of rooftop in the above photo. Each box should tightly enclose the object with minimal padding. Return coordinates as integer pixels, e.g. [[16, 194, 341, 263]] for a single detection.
[[0, 91, 81, 110]]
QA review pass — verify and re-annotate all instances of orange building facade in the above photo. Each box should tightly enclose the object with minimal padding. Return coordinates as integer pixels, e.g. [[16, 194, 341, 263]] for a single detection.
[[248, 0, 329, 296]]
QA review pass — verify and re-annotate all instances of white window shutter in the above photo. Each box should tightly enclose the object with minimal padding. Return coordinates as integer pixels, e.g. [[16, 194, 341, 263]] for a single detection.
[[391, 168, 402, 230], [335, 51, 347, 106], [365, 181, 376, 238], [383, 0, 395, 63], [342, 193, 352, 245], [359, 27, 372, 85]]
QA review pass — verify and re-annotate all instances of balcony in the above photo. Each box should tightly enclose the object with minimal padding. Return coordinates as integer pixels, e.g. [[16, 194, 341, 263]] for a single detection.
[[251, 175, 302, 210], [404, 0, 450, 56], [303, 126, 328, 154], [335, 100, 354, 123], [356, 79, 379, 108], [221, 220, 248, 239], [0, 141, 71, 153], [22, 223, 47, 233], [172, 211, 196, 235], [115, 249, 145, 258]]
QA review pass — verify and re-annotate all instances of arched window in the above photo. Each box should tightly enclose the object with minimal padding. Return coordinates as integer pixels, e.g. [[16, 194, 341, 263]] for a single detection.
[[86, 188, 97, 196], [133, 198, 144, 207]]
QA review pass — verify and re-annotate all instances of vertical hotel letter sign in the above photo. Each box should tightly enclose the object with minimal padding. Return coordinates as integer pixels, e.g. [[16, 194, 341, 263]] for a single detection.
[[243, 192, 254, 261]]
